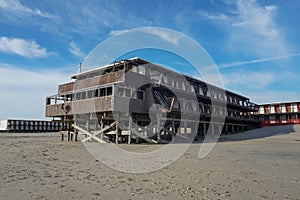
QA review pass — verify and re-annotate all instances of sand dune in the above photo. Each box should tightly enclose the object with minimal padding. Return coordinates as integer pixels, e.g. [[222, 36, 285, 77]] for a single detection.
[[0, 125, 299, 199]]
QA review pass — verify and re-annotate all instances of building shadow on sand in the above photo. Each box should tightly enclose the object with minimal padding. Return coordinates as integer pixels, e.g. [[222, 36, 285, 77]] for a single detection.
[[216, 124, 298, 142]]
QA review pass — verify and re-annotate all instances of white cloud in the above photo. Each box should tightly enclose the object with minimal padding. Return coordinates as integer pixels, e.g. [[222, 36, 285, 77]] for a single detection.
[[109, 28, 181, 46], [0, 64, 72, 120], [69, 41, 86, 58], [230, 0, 287, 56], [0, 37, 50, 58], [219, 52, 300, 69], [0, 0, 53, 18], [142, 28, 181, 45], [200, 0, 288, 57], [109, 29, 130, 36], [199, 11, 230, 21]]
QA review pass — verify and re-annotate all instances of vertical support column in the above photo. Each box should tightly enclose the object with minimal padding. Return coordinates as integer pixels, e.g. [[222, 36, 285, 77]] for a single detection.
[[172, 115, 175, 141], [225, 124, 228, 135], [100, 119, 104, 140], [128, 116, 132, 144], [184, 121, 187, 138], [135, 118, 139, 144], [86, 117, 90, 141], [211, 123, 215, 138], [115, 122, 119, 144], [217, 124, 220, 136], [194, 122, 198, 141], [86, 117, 90, 132], [67, 122, 70, 141], [157, 114, 161, 143], [75, 129, 78, 141]]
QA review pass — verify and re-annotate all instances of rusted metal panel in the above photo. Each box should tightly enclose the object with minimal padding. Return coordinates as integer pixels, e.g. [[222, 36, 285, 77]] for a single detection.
[[46, 103, 70, 117], [286, 103, 291, 112], [46, 97, 113, 117], [58, 82, 74, 94], [72, 97, 113, 114], [275, 105, 280, 113], [264, 105, 269, 113], [73, 71, 125, 90]]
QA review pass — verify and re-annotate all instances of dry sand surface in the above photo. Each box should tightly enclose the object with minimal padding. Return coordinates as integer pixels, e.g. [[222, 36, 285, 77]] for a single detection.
[[0, 125, 299, 200]]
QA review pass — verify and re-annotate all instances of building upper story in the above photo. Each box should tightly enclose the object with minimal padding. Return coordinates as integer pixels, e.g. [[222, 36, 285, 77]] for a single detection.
[[45, 57, 258, 123], [255, 101, 300, 126], [255, 102, 300, 115]]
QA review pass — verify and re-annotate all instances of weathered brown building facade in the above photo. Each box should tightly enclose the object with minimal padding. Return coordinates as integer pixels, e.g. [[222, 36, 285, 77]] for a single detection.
[[46, 57, 260, 143]]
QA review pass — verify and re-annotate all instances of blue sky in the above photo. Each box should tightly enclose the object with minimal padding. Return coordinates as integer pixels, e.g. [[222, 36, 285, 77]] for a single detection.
[[0, 0, 299, 119]]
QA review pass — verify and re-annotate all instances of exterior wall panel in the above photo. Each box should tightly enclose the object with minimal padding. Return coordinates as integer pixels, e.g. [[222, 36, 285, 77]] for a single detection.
[[46, 97, 113, 117], [73, 71, 125, 91], [58, 82, 74, 94]]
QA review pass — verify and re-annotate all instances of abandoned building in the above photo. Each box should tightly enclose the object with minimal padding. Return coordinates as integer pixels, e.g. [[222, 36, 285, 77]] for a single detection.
[[45, 57, 260, 144]]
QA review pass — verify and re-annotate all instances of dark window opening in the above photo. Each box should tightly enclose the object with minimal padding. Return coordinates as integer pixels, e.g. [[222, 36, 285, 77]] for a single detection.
[[107, 87, 113, 96], [100, 88, 106, 97], [137, 91, 144, 100], [81, 92, 86, 100], [94, 89, 99, 97]]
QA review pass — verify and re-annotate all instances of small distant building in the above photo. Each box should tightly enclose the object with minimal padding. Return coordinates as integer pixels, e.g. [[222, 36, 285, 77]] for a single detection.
[[0, 119, 62, 132], [255, 102, 300, 126]]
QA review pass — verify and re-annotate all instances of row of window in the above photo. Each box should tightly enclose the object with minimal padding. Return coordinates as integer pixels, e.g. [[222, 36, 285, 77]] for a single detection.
[[7, 120, 60, 126], [50, 86, 145, 104], [74, 86, 113, 100], [129, 65, 252, 107], [117, 87, 144, 100]]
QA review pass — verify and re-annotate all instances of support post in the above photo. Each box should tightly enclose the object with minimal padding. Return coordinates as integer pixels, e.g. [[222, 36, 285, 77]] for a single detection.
[[135, 118, 139, 144], [75, 129, 78, 141], [86, 117, 90, 132], [225, 124, 228, 135], [184, 121, 187, 138], [100, 119, 104, 140], [172, 115, 175, 141], [128, 116, 132, 144], [115, 122, 119, 144], [157, 115, 161, 143]]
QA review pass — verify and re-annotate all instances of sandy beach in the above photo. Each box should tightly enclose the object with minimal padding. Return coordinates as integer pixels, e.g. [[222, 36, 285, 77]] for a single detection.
[[0, 125, 299, 200]]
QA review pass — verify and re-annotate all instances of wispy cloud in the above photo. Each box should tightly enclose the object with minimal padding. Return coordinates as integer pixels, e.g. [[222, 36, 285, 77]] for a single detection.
[[219, 52, 300, 68], [0, 37, 50, 58], [109, 28, 181, 45], [199, 11, 230, 21], [69, 41, 86, 58], [0, 0, 53, 18], [109, 29, 130, 36], [142, 28, 181, 45], [200, 0, 288, 57]]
